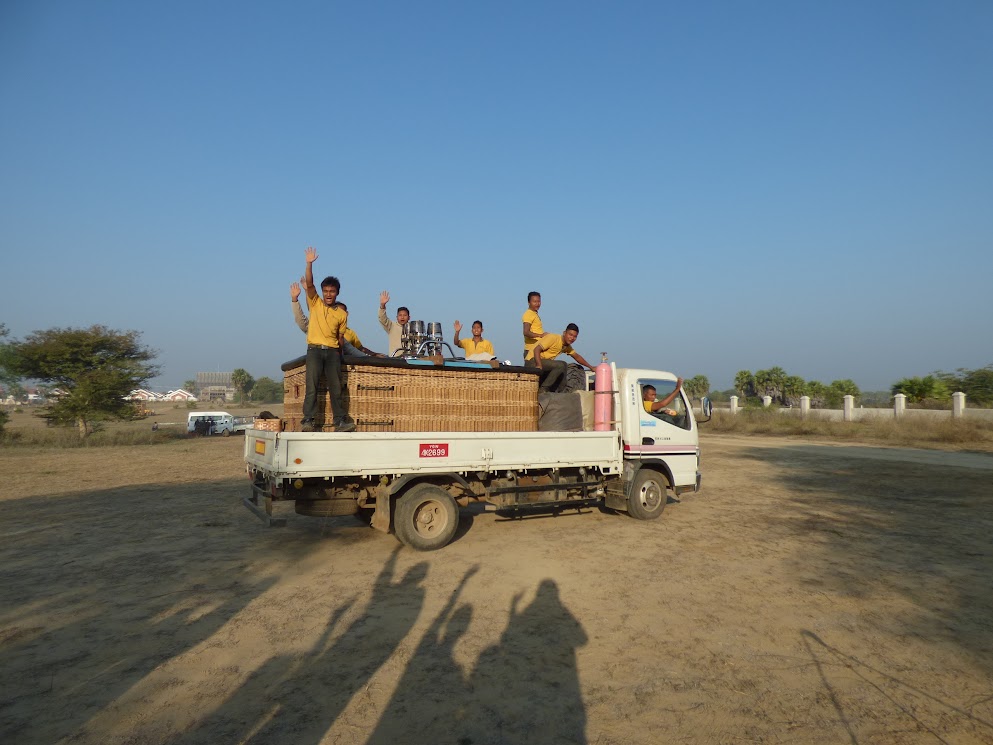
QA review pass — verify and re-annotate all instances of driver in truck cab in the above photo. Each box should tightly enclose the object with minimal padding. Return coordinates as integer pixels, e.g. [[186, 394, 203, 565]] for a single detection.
[[642, 379, 684, 418]]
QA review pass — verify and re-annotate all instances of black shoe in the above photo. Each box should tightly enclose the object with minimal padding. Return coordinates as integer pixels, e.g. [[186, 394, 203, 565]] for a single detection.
[[301, 419, 315, 432], [337, 418, 356, 433]]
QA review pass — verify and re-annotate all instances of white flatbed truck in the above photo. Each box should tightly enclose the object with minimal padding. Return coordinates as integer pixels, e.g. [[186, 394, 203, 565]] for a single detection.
[[243, 365, 710, 550]]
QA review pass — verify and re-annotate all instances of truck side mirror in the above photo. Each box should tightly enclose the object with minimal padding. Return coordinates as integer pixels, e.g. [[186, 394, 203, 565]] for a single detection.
[[698, 397, 713, 423]]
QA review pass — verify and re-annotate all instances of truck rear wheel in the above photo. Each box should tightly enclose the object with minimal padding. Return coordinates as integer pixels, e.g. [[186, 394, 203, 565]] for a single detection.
[[394, 484, 459, 551], [628, 469, 668, 520]]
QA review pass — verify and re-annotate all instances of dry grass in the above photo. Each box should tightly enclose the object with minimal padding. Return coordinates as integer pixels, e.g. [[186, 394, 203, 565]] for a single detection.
[[0, 403, 279, 448], [707, 408, 993, 451]]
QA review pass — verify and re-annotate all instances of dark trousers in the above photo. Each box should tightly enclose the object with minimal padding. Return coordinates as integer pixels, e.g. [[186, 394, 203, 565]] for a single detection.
[[525, 358, 567, 392], [304, 346, 345, 423]]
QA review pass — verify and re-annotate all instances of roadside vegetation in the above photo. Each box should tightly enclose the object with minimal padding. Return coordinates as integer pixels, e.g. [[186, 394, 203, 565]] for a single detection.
[[0, 425, 189, 448], [706, 408, 993, 451]]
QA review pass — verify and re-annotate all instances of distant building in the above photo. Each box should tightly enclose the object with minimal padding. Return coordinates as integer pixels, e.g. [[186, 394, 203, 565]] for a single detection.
[[196, 372, 235, 402], [163, 389, 198, 402], [126, 389, 163, 401]]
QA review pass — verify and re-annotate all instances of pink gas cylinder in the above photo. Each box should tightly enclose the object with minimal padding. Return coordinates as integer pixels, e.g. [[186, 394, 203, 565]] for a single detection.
[[594, 353, 613, 431]]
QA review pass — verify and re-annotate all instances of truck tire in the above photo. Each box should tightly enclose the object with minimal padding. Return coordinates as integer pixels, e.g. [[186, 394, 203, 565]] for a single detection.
[[628, 469, 668, 520], [394, 484, 459, 551]]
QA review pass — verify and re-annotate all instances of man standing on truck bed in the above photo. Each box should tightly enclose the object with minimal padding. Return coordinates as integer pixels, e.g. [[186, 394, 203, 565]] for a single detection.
[[522, 291, 544, 361], [290, 284, 383, 357], [525, 324, 594, 392], [379, 290, 409, 356], [301, 247, 356, 433]]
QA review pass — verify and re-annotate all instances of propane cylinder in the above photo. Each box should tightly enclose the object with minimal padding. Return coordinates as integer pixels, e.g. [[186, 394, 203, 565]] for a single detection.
[[594, 352, 613, 431]]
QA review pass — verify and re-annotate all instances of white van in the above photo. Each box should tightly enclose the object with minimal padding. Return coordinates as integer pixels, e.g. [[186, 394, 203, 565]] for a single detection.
[[187, 411, 235, 436]]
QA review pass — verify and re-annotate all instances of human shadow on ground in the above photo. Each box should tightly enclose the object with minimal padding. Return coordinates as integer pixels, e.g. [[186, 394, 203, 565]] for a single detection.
[[176, 546, 429, 745], [463, 579, 588, 744], [367, 577, 589, 745], [364, 565, 479, 744], [0, 478, 285, 745]]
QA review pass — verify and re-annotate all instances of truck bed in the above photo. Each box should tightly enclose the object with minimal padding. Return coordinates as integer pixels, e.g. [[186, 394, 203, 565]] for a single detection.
[[244, 428, 622, 478]]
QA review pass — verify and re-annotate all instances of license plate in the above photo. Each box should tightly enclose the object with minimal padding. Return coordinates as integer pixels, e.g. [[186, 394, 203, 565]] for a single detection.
[[419, 443, 448, 458]]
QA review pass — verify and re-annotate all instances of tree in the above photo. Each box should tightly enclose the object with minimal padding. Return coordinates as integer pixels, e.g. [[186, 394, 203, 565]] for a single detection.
[[934, 364, 993, 406], [733, 370, 755, 399], [803, 380, 828, 408], [891, 375, 949, 404], [0, 324, 11, 433], [961, 365, 993, 405], [183, 379, 198, 396], [231, 368, 255, 404], [7, 325, 158, 439], [781, 376, 807, 407], [683, 375, 710, 400], [755, 366, 787, 403], [250, 376, 283, 403], [826, 379, 861, 408]]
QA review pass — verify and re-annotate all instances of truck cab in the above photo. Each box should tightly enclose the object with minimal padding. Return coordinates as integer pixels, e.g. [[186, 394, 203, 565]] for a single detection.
[[615, 368, 702, 497]]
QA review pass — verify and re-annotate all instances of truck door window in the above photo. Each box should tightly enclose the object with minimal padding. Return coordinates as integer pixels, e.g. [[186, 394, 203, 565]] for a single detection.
[[640, 379, 690, 430]]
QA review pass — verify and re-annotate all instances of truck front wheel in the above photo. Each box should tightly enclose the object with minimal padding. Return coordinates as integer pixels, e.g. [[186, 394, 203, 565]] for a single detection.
[[628, 470, 668, 520], [394, 484, 460, 551]]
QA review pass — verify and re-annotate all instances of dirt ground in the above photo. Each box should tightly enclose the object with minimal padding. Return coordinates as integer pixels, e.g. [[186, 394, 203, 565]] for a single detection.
[[1, 433, 992, 745]]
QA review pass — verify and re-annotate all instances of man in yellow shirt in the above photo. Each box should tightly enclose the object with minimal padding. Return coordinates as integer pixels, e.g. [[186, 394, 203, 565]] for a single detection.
[[642, 380, 684, 418], [522, 291, 544, 361], [525, 324, 594, 392], [453, 320, 495, 359], [301, 247, 355, 433], [290, 286, 382, 357]]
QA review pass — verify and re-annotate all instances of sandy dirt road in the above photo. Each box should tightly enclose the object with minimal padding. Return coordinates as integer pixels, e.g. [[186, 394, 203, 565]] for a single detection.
[[1, 433, 992, 744]]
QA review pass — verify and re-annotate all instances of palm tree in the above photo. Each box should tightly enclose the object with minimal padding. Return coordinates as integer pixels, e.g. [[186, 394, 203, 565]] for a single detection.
[[755, 366, 787, 403], [782, 376, 806, 407], [231, 368, 255, 405], [891, 375, 949, 403], [684, 375, 710, 401], [804, 380, 828, 408], [733, 370, 755, 400]]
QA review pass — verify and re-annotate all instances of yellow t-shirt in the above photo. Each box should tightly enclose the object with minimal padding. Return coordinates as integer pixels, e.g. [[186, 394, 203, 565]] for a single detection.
[[643, 400, 654, 413], [306, 294, 347, 347], [343, 328, 362, 348], [525, 333, 575, 361], [522, 309, 543, 355], [458, 338, 495, 357]]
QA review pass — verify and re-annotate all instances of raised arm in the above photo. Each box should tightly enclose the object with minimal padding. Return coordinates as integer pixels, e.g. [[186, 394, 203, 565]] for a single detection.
[[453, 320, 463, 348], [304, 247, 319, 300], [290, 281, 308, 333], [379, 290, 392, 331], [655, 377, 684, 408]]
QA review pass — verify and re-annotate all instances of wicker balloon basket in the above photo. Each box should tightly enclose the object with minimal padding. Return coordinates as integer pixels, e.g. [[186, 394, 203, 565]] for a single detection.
[[281, 356, 540, 433]]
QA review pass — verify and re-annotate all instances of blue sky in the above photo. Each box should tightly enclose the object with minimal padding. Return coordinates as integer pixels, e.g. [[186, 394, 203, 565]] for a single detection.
[[2, 1, 991, 392]]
